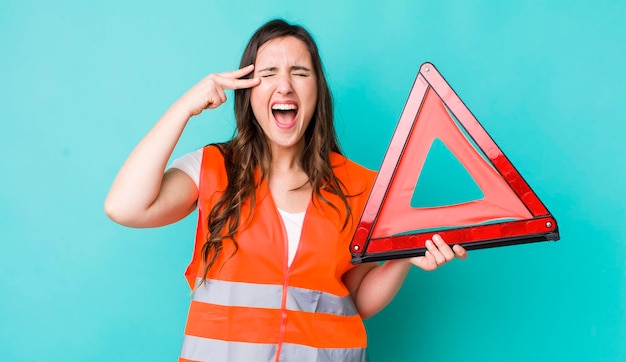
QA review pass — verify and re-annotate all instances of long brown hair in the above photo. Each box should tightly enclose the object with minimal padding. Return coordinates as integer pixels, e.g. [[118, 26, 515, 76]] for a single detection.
[[200, 19, 351, 279]]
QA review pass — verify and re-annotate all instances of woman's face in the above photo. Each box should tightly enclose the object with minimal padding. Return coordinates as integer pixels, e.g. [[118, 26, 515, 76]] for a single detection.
[[251, 36, 318, 153]]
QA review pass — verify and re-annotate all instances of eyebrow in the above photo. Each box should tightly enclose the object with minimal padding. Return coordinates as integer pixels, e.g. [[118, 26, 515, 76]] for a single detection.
[[258, 65, 312, 73]]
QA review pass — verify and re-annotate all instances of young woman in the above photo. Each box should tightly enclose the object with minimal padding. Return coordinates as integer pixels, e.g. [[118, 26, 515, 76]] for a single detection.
[[105, 19, 467, 362]]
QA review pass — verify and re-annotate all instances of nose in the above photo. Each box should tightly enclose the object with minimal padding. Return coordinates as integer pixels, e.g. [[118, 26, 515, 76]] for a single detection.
[[276, 74, 294, 95]]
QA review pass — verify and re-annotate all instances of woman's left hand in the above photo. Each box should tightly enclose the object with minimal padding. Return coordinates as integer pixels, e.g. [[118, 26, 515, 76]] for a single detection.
[[408, 234, 468, 271], [345, 233, 468, 318]]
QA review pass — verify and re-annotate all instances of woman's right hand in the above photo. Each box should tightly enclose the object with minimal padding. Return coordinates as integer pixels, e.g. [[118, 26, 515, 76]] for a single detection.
[[176, 64, 260, 117], [105, 65, 259, 227]]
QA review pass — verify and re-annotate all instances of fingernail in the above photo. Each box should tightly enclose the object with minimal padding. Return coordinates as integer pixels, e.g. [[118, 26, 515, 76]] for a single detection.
[[433, 234, 441, 241]]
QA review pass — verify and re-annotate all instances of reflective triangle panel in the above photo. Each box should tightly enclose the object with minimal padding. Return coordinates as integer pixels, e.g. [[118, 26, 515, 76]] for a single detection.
[[350, 63, 559, 264]]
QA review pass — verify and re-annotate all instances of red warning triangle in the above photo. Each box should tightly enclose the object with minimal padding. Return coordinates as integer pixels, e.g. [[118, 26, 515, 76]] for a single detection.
[[351, 63, 559, 264]]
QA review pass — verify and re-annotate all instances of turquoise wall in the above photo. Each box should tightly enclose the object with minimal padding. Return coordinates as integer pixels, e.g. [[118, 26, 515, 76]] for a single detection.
[[1, 1, 624, 361]]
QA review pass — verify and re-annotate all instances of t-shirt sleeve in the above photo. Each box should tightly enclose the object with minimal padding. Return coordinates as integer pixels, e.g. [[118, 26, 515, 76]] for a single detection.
[[168, 148, 203, 189]]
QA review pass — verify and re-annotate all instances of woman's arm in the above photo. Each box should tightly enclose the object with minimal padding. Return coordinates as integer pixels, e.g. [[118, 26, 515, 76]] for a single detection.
[[104, 65, 260, 228], [343, 234, 468, 319]]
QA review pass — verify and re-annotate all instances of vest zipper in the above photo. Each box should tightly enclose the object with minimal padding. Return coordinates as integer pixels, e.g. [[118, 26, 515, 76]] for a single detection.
[[274, 202, 310, 362], [275, 206, 290, 362], [275, 273, 288, 362]]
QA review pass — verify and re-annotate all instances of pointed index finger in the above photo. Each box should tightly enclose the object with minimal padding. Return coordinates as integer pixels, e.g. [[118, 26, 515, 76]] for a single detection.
[[226, 76, 260, 90], [221, 64, 255, 79]]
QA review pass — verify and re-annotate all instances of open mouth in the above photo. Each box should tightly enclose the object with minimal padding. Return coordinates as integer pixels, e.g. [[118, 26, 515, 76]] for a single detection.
[[271, 103, 298, 129]]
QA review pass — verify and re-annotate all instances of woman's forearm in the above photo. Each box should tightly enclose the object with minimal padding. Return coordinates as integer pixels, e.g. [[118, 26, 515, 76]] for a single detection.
[[104, 102, 192, 225], [353, 259, 412, 319]]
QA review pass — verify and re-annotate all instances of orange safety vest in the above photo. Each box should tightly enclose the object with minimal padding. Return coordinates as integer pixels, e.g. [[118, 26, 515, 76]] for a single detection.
[[179, 145, 376, 362]]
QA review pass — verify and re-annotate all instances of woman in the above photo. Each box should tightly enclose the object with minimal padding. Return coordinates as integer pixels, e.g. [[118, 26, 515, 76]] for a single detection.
[[105, 19, 467, 362]]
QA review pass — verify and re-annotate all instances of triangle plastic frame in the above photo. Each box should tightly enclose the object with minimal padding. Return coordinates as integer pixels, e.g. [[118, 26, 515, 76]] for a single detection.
[[350, 63, 560, 264]]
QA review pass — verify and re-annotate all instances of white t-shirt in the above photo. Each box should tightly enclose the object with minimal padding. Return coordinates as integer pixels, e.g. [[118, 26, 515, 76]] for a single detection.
[[169, 150, 304, 266]]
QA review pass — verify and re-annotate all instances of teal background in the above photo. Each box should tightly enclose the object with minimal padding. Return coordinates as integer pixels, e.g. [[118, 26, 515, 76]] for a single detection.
[[1, 0, 624, 361]]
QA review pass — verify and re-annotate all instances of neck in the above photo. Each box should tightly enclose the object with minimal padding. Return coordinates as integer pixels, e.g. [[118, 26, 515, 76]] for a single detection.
[[269, 142, 305, 174]]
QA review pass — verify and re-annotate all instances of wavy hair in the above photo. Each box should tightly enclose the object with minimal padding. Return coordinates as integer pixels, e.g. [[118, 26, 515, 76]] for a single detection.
[[200, 19, 351, 279]]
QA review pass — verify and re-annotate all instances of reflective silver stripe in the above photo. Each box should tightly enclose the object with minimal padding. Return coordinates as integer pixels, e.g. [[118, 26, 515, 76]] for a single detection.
[[193, 278, 283, 309], [181, 336, 366, 362], [280, 343, 367, 362], [286, 286, 358, 316], [180, 335, 277, 362], [194, 278, 358, 316]]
